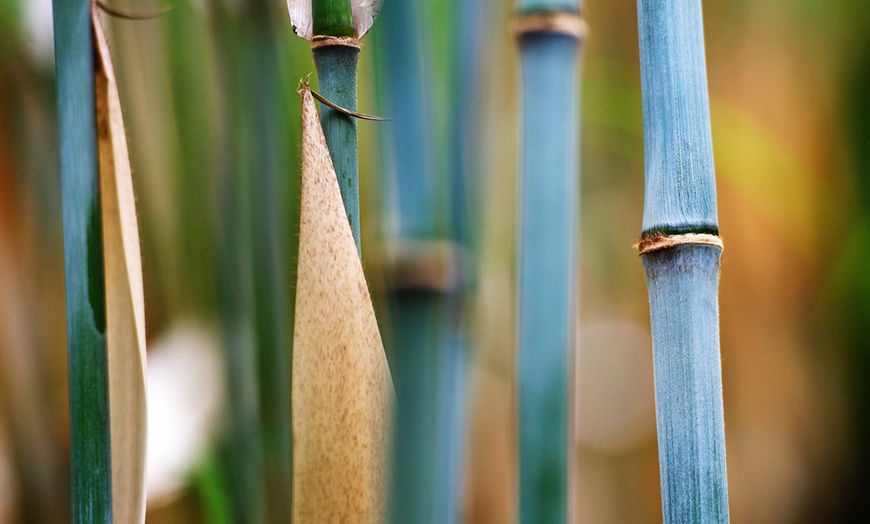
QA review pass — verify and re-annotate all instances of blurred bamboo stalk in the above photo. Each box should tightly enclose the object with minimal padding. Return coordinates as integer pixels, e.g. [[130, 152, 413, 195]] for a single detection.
[[375, 0, 486, 520], [211, 2, 266, 521], [232, 1, 295, 521], [635, 0, 729, 521], [51, 0, 113, 519], [514, 1, 583, 522]]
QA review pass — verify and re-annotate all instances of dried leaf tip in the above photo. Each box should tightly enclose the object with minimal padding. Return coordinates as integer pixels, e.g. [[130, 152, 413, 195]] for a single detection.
[[287, 0, 381, 40], [352, 0, 381, 38], [288, 0, 313, 40]]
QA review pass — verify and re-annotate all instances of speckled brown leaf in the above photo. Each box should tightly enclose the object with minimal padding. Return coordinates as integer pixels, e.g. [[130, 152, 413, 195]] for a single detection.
[[292, 87, 393, 523], [93, 6, 147, 523]]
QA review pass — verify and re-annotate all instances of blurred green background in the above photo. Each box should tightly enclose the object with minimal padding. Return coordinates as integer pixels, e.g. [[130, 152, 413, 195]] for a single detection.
[[0, 0, 865, 522]]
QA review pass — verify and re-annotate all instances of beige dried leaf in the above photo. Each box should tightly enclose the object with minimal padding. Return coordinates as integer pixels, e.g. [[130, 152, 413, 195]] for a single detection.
[[92, 7, 148, 523], [292, 87, 393, 523]]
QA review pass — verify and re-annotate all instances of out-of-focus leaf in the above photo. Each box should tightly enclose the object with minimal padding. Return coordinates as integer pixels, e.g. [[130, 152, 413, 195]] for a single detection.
[[92, 7, 147, 523], [292, 86, 393, 523]]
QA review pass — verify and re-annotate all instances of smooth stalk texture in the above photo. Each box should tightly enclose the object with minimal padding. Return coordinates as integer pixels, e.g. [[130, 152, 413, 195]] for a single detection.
[[241, 2, 294, 520], [637, 0, 729, 521], [212, 4, 266, 520], [52, 0, 113, 520], [313, 43, 361, 250], [375, 2, 441, 522], [312, 0, 355, 37], [515, 2, 582, 522], [376, 0, 483, 521]]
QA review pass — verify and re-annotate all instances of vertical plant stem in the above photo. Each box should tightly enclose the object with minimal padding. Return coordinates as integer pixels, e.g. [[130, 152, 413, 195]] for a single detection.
[[241, 1, 294, 520], [373, 2, 439, 516], [313, 42, 361, 251], [211, 5, 265, 522], [636, 0, 729, 521], [51, 0, 112, 521], [514, 2, 583, 522]]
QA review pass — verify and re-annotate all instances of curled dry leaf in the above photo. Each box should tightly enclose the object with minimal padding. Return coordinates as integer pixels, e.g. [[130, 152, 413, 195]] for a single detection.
[[287, 0, 313, 40], [92, 7, 148, 524], [352, 0, 380, 38], [292, 86, 393, 523]]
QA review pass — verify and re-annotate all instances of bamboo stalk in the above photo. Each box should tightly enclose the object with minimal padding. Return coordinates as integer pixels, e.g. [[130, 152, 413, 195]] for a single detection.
[[211, 3, 266, 521], [514, 1, 583, 522], [313, 40, 361, 250], [636, 0, 730, 521], [239, 1, 294, 520], [51, 0, 113, 520], [372, 2, 440, 520], [373, 0, 485, 520]]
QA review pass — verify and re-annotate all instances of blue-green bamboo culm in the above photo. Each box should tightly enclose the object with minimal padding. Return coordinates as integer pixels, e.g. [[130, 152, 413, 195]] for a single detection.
[[636, 0, 730, 521], [52, 0, 113, 521], [311, 2, 361, 250], [239, 1, 294, 520], [375, 0, 487, 520], [514, 2, 584, 522]]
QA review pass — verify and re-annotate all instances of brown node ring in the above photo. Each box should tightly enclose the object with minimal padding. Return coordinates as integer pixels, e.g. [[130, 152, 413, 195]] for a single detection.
[[311, 35, 361, 50], [636, 233, 724, 255], [512, 11, 588, 39]]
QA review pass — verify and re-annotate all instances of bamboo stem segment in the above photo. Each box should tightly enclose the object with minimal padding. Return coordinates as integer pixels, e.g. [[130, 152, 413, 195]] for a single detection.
[[636, 0, 730, 521], [515, 2, 583, 522]]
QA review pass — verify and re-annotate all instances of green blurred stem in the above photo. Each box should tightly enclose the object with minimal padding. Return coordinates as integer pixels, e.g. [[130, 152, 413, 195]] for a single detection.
[[51, 0, 113, 521], [242, 3, 294, 520], [312, 0, 356, 37], [313, 42, 361, 252]]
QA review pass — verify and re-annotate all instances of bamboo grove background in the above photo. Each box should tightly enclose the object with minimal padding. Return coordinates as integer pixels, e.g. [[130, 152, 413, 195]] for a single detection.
[[0, 0, 866, 522]]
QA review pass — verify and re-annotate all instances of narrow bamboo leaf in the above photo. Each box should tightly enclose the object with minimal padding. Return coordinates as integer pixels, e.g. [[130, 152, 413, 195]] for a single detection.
[[293, 87, 393, 523], [92, 8, 147, 524]]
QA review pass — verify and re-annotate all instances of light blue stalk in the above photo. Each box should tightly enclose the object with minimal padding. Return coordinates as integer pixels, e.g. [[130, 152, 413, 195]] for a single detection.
[[637, 0, 730, 522], [51, 1, 113, 521], [516, 1, 582, 522], [638, 0, 717, 236]]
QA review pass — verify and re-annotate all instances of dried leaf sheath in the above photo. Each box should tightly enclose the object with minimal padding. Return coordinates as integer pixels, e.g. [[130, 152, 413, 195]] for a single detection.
[[292, 88, 393, 523], [92, 8, 148, 523]]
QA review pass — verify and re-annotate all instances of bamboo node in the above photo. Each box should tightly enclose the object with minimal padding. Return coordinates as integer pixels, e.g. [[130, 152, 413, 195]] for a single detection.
[[512, 11, 587, 39], [636, 233, 723, 254], [312, 35, 361, 49]]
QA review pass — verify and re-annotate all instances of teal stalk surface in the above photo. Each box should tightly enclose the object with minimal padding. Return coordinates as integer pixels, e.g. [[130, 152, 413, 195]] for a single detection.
[[637, 0, 717, 235], [376, 2, 442, 522], [516, 5, 581, 520], [213, 5, 265, 521], [642, 245, 729, 522], [51, 1, 113, 521], [636, 0, 730, 521], [313, 45, 361, 251], [239, 2, 293, 519]]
